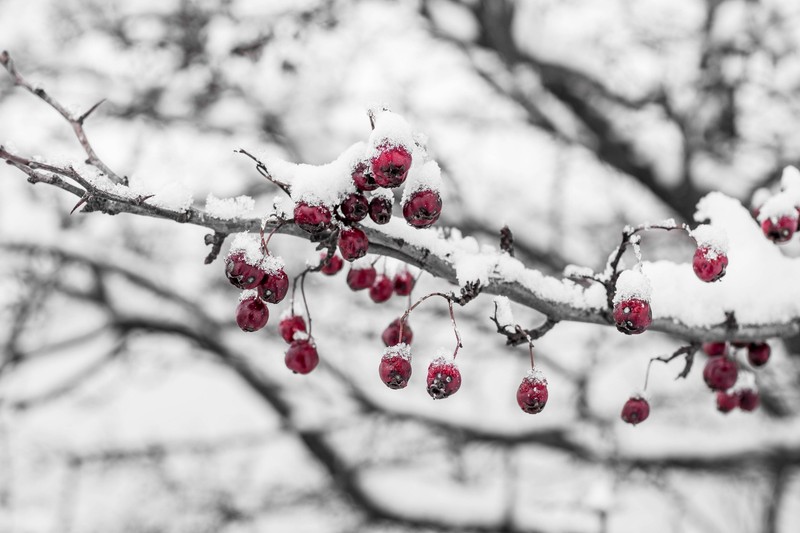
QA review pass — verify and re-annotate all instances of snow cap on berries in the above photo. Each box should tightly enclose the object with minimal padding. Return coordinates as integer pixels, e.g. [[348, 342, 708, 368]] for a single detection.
[[524, 367, 547, 385], [402, 160, 444, 201], [366, 110, 415, 157], [757, 192, 798, 223], [731, 369, 757, 393], [229, 233, 263, 266], [690, 224, 729, 254], [613, 270, 652, 305], [382, 343, 412, 362], [238, 289, 259, 302]]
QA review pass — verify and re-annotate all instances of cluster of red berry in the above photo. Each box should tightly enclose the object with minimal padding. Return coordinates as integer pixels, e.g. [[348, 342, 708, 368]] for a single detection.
[[752, 167, 800, 243]]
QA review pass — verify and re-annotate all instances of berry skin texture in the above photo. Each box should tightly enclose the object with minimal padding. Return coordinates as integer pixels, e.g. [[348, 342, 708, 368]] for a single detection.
[[369, 275, 394, 303], [285, 339, 319, 374], [371, 144, 412, 188], [382, 319, 413, 346], [379, 354, 412, 389], [613, 298, 652, 335], [426, 358, 462, 400], [703, 342, 727, 356], [320, 252, 344, 276], [369, 196, 393, 225], [225, 251, 265, 290], [338, 227, 369, 261], [403, 189, 442, 228], [716, 391, 740, 413], [738, 389, 760, 411], [347, 266, 377, 291], [259, 269, 289, 304], [279, 315, 307, 343], [340, 193, 369, 222], [761, 215, 796, 243], [236, 296, 269, 332], [352, 162, 378, 192], [620, 396, 650, 425], [703, 356, 739, 391], [294, 202, 332, 234], [516, 374, 548, 414], [693, 247, 728, 282], [393, 270, 415, 296], [747, 342, 771, 367]]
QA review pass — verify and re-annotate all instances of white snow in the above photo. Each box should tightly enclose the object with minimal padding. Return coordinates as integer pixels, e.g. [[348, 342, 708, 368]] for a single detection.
[[690, 224, 729, 253], [383, 343, 411, 361], [238, 289, 258, 302], [493, 296, 515, 328], [401, 159, 444, 200], [229, 232, 285, 272], [525, 367, 547, 384], [613, 270, 653, 304], [366, 110, 415, 158], [756, 192, 798, 222], [204, 193, 255, 219]]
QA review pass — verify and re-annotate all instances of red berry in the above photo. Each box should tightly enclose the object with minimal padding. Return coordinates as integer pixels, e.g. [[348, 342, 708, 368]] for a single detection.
[[692, 246, 728, 282], [338, 227, 369, 261], [294, 202, 332, 234], [379, 345, 412, 389], [393, 270, 415, 296], [747, 342, 770, 367], [369, 196, 393, 224], [703, 342, 727, 356], [620, 396, 650, 425], [613, 298, 652, 335], [737, 389, 760, 411], [703, 356, 738, 391], [516, 370, 548, 414], [259, 268, 289, 304], [382, 318, 413, 346], [352, 162, 378, 192], [235, 295, 269, 332], [320, 252, 344, 275], [761, 215, 796, 243], [285, 339, 319, 374], [279, 315, 306, 343], [369, 275, 393, 303], [371, 144, 412, 188], [426, 357, 461, 400], [402, 189, 442, 228], [347, 266, 377, 291], [716, 391, 740, 413], [225, 251, 266, 290], [340, 193, 369, 222]]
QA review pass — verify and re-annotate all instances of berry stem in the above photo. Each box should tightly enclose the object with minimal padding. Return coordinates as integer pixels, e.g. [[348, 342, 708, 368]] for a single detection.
[[260, 217, 285, 255], [398, 291, 463, 358], [643, 343, 701, 391], [300, 271, 313, 337], [514, 325, 536, 369], [235, 149, 291, 196]]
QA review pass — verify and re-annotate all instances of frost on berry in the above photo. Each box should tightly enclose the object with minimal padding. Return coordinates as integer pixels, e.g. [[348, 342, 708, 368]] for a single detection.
[[702, 342, 727, 356], [716, 391, 739, 413], [426, 355, 461, 400], [737, 389, 760, 411], [516, 369, 548, 414], [382, 318, 413, 346], [352, 161, 378, 192], [347, 265, 377, 291], [703, 356, 738, 391], [285, 339, 319, 374], [294, 201, 332, 234], [402, 189, 442, 228], [371, 145, 413, 188], [338, 227, 369, 261], [692, 246, 728, 283], [758, 193, 798, 243], [620, 395, 650, 425], [340, 192, 369, 222], [612, 270, 652, 335], [368, 195, 393, 225], [320, 252, 344, 275], [367, 112, 415, 188], [369, 275, 394, 303], [235, 292, 269, 332], [747, 342, 771, 367], [379, 344, 412, 390], [225, 233, 268, 289], [259, 268, 289, 304], [279, 314, 307, 344], [393, 270, 415, 296]]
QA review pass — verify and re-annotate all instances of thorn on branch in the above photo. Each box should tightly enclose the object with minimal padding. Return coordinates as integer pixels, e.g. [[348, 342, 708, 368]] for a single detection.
[[77, 99, 106, 125], [69, 194, 90, 215], [132, 194, 154, 206], [724, 311, 738, 332], [204, 232, 228, 265], [500, 225, 515, 257]]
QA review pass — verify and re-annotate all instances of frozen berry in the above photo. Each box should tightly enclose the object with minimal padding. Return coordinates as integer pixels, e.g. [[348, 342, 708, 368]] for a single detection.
[[369, 196, 393, 224], [747, 342, 770, 367], [426, 357, 461, 400], [716, 391, 740, 413], [285, 339, 319, 374], [236, 295, 269, 332], [693, 246, 728, 282], [379, 346, 412, 389], [761, 215, 796, 243], [516, 371, 548, 414], [620, 396, 650, 425], [382, 318, 413, 346], [352, 162, 378, 192], [294, 202, 331, 234], [393, 270, 415, 296], [737, 389, 760, 411], [347, 266, 377, 291], [340, 193, 369, 222], [402, 189, 442, 228], [371, 144, 412, 188], [613, 298, 652, 335], [279, 315, 306, 343], [225, 251, 265, 290], [703, 356, 738, 391], [338, 227, 369, 261], [703, 342, 727, 356], [320, 252, 344, 275], [369, 275, 393, 303], [259, 269, 289, 304]]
